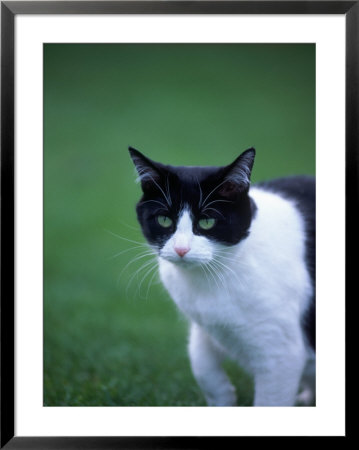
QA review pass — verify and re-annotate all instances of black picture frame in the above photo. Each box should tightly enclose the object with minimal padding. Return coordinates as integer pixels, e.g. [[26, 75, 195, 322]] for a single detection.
[[1, 1, 356, 447]]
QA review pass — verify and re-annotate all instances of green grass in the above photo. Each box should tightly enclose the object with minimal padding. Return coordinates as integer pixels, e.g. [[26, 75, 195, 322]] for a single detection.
[[44, 44, 315, 406]]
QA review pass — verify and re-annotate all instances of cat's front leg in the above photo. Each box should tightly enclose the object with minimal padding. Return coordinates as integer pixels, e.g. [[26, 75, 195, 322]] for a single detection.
[[253, 350, 307, 406], [188, 322, 237, 406]]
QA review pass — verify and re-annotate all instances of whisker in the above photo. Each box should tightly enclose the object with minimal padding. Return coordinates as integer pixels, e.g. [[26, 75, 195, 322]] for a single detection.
[[125, 257, 157, 299], [141, 199, 168, 209], [213, 248, 237, 257], [138, 261, 158, 299], [143, 172, 171, 208], [212, 257, 245, 289], [203, 261, 222, 292], [207, 260, 230, 296], [201, 179, 229, 209], [116, 219, 140, 232], [204, 199, 233, 208], [199, 262, 212, 286], [109, 244, 147, 260], [213, 253, 240, 264], [213, 248, 238, 256], [105, 229, 149, 247], [212, 257, 238, 278], [202, 207, 225, 219], [119, 250, 156, 278], [145, 264, 159, 300], [213, 250, 247, 268]]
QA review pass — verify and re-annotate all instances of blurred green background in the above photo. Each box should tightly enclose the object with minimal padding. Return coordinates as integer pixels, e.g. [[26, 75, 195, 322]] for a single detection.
[[44, 44, 315, 406]]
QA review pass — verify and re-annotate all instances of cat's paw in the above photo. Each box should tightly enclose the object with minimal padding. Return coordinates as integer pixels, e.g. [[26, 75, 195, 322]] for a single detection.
[[206, 386, 237, 407], [296, 388, 314, 406]]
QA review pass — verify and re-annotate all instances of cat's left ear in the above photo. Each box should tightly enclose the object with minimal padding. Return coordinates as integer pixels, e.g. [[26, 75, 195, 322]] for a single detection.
[[128, 146, 163, 192], [219, 148, 255, 198]]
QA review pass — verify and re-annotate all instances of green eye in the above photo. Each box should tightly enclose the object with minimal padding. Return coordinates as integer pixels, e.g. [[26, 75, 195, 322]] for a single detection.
[[198, 218, 216, 230], [157, 215, 172, 228]]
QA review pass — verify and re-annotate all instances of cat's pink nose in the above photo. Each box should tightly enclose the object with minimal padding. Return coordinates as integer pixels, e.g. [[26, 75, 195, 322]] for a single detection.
[[174, 246, 190, 258]]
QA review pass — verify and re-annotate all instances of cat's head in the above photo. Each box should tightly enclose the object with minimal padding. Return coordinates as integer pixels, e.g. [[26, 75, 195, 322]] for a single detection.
[[129, 147, 256, 266]]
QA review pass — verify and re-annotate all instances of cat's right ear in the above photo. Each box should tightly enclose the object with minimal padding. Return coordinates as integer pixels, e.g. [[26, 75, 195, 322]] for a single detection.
[[219, 148, 256, 198], [128, 147, 161, 192]]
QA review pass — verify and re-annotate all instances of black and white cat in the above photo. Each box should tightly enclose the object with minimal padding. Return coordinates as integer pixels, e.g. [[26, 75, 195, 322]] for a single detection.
[[129, 146, 315, 407]]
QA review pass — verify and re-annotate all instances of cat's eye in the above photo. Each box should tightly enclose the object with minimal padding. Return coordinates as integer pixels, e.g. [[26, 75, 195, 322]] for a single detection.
[[157, 215, 173, 228], [198, 218, 216, 230]]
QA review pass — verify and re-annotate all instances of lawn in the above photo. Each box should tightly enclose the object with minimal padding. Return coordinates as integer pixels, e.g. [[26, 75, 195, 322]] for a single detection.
[[44, 44, 315, 406]]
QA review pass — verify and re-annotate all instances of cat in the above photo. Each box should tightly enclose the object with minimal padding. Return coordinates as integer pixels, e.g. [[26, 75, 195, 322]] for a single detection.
[[129, 146, 315, 407]]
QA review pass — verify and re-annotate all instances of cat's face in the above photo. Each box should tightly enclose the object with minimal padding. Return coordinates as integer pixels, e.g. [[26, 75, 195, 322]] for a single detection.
[[129, 147, 256, 267]]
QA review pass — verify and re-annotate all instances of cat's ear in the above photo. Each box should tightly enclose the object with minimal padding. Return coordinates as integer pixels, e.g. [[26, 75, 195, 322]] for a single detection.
[[219, 148, 255, 198], [129, 147, 162, 192]]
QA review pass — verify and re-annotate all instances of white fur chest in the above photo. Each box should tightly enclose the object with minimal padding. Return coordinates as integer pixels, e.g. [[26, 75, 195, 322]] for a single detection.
[[158, 260, 243, 326]]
